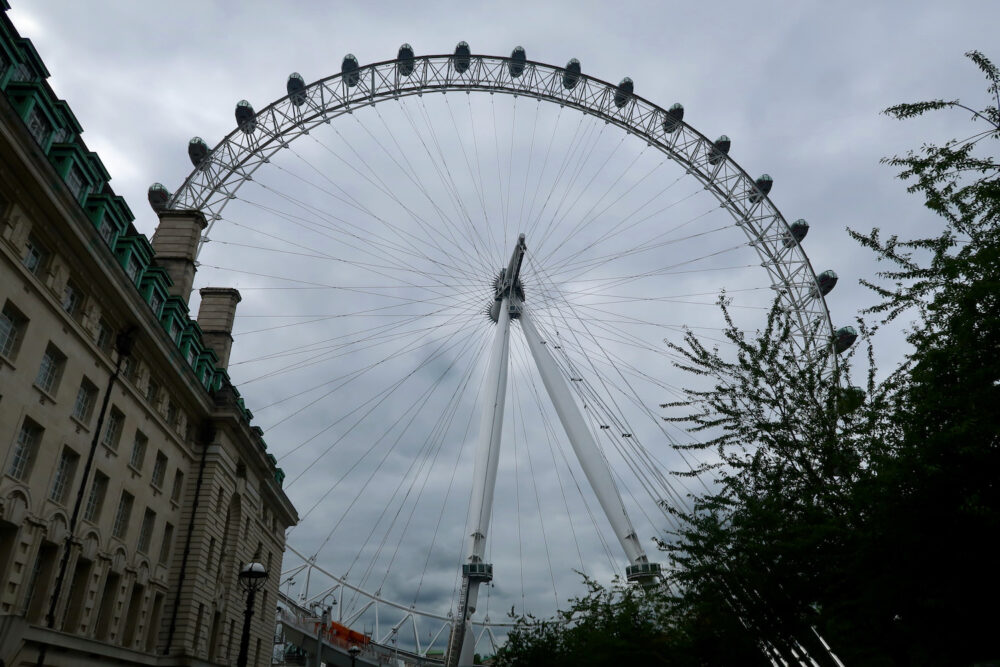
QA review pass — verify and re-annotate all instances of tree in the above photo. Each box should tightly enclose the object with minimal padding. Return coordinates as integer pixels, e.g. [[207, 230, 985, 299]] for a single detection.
[[844, 50, 1000, 664], [664, 50, 1000, 665], [660, 295, 885, 665], [492, 576, 765, 666]]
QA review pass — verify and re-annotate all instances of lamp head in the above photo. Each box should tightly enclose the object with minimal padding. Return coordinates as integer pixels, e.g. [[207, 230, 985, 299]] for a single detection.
[[238, 562, 268, 592]]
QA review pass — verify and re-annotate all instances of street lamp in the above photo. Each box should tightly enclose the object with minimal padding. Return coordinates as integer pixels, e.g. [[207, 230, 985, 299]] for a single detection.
[[236, 562, 269, 667], [313, 600, 334, 667], [348, 644, 360, 667]]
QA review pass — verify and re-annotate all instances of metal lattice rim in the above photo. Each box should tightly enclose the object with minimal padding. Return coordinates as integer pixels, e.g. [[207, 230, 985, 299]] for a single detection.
[[167, 52, 840, 645]]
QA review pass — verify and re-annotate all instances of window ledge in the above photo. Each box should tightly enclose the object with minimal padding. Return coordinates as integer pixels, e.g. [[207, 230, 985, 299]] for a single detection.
[[70, 414, 90, 433], [100, 441, 119, 457], [2, 471, 28, 485], [127, 463, 143, 478], [0, 354, 15, 371], [32, 383, 57, 404], [150, 483, 163, 497], [45, 496, 67, 510]]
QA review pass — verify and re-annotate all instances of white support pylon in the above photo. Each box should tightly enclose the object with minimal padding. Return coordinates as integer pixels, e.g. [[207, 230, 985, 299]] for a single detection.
[[519, 306, 648, 566], [465, 293, 511, 583], [453, 295, 511, 667], [452, 235, 526, 667]]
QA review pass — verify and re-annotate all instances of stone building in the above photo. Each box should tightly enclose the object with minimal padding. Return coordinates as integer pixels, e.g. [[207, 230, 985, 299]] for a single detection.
[[0, 3, 298, 665]]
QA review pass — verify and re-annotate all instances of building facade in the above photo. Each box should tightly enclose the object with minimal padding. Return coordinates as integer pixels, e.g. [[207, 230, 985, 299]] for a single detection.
[[0, 3, 298, 665]]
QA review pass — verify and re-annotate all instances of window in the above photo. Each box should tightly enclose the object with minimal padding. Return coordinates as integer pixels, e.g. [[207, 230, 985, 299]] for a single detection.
[[121, 356, 135, 382], [65, 166, 88, 200], [72, 378, 98, 424], [126, 253, 142, 284], [95, 319, 113, 352], [83, 471, 108, 522], [145, 378, 159, 405], [169, 319, 182, 343], [137, 508, 156, 553], [149, 291, 163, 316], [61, 281, 82, 317], [35, 343, 66, 394], [26, 105, 51, 145], [151, 451, 167, 488], [1, 301, 28, 360], [99, 218, 116, 245], [49, 447, 80, 504], [185, 347, 196, 367], [171, 470, 184, 503], [166, 401, 178, 428], [111, 491, 134, 539], [8, 419, 43, 480], [159, 523, 174, 563], [129, 431, 148, 471], [101, 407, 125, 450], [22, 236, 47, 276]]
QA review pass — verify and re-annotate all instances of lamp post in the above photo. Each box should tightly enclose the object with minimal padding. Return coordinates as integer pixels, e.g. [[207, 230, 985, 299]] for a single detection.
[[236, 562, 269, 667], [349, 644, 360, 667], [312, 600, 334, 667]]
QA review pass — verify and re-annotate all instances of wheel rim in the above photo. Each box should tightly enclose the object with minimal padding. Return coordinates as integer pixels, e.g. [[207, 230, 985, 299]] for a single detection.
[[161, 51, 838, 657]]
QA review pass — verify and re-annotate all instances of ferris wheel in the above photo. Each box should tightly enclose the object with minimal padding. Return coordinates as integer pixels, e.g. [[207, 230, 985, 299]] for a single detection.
[[152, 43, 850, 663]]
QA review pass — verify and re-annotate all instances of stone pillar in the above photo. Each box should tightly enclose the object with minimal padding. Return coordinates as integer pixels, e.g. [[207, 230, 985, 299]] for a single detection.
[[197, 288, 241, 370], [150, 210, 206, 303]]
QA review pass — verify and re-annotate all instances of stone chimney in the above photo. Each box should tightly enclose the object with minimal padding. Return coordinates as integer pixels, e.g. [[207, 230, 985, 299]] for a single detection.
[[197, 287, 241, 370], [150, 209, 206, 303]]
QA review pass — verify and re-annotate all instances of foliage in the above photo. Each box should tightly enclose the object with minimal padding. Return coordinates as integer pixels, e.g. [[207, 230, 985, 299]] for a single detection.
[[662, 49, 1000, 665], [492, 576, 764, 666]]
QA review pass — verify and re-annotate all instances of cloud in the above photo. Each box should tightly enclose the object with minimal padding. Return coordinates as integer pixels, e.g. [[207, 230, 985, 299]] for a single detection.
[[12, 0, 1000, 643]]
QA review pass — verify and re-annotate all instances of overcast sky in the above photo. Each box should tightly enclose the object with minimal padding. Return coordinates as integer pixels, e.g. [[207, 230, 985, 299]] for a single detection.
[[10, 0, 999, 653]]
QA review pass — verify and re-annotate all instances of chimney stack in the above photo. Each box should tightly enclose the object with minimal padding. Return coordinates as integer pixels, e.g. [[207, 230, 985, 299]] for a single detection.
[[151, 209, 206, 303], [197, 288, 242, 370]]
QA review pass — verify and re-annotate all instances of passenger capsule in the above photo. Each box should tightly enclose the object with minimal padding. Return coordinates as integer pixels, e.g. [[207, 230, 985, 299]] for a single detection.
[[562, 58, 581, 89], [815, 270, 838, 297], [707, 135, 731, 165], [235, 100, 256, 134], [749, 174, 773, 204], [833, 326, 858, 354], [453, 41, 471, 73], [662, 103, 684, 133], [342, 54, 360, 87], [508, 46, 526, 78], [397, 43, 415, 77], [287, 72, 307, 106], [614, 77, 633, 109], [783, 218, 809, 247], [147, 183, 170, 211], [188, 137, 209, 168]]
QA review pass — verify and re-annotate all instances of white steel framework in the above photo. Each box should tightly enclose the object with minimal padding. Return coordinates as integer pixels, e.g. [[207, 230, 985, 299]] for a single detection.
[[161, 49, 843, 666]]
